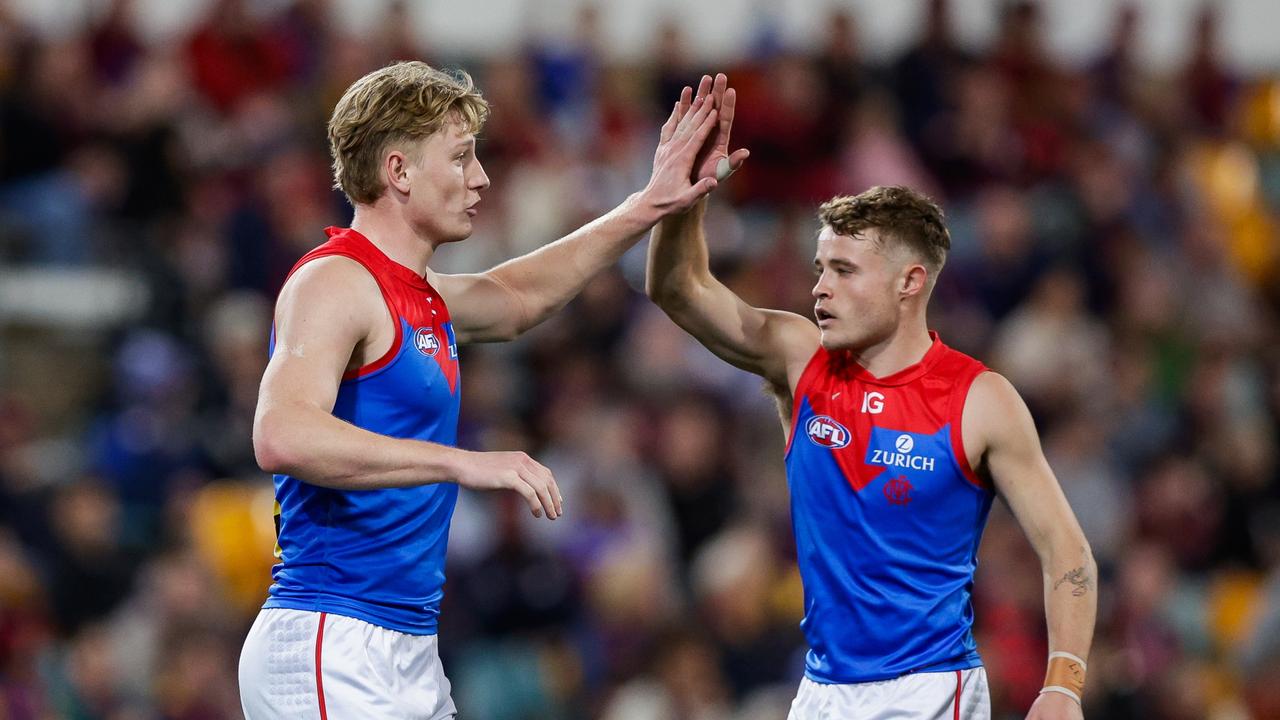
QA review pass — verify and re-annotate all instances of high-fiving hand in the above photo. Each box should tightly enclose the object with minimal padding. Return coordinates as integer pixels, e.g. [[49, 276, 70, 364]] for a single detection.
[[641, 87, 722, 216], [680, 73, 750, 184], [642, 72, 750, 217]]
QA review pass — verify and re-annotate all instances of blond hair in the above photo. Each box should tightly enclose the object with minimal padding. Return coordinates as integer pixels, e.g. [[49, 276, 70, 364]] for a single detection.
[[327, 61, 489, 205]]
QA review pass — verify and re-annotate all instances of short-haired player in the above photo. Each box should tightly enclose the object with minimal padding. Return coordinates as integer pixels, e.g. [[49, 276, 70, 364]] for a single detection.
[[647, 77, 1095, 720]]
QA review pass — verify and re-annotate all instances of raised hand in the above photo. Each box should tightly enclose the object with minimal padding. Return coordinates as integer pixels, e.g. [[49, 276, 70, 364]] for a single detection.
[[678, 73, 750, 184], [453, 449, 563, 520], [642, 89, 722, 215]]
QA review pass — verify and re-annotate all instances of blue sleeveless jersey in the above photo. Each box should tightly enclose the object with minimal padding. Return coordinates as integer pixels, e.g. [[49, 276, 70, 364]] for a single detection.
[[784, 334, 994, 683], [262, 227, 461, 635]]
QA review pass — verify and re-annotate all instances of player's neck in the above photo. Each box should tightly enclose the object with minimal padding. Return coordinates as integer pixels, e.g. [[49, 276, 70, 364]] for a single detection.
[[851, 318, 933, 379], [350, 205, 438, 278]]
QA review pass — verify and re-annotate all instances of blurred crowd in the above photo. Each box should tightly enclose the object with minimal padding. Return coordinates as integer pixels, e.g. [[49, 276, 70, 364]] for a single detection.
[[0, 0, 1279, 718]]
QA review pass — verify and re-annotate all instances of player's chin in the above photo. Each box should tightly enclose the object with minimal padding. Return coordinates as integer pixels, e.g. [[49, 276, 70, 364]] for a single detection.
[[818, 329, 846, 351], [441, 221, 474, 244], [819, 326, 864, 352]]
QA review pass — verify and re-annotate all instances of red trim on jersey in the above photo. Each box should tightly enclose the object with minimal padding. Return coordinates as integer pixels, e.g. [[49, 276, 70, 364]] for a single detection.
[[276, 234, 405, 382], [948, 370, 989, 491], [329, 227, 432, 291], [844, 333, 946, 387], [340, 298, 401, 380], [316, 227, 458, 392], [327, 255, 401, 381], [315, 612, 329, 720], [953, 670, 962, 719]]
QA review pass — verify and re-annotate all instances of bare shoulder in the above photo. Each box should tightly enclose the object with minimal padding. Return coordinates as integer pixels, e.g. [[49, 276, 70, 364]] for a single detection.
[[274, 255, 384, 343], [963, 371, 1040, 459], [278, 255, 380, 305], [966, 371, 1024, 414], [768, 308, 821, 348], [764, 309, 821, 394]]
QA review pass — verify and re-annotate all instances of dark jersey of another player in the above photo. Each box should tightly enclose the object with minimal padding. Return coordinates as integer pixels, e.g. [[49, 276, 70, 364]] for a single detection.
[[263, 227, 461, 635], [785, 333, 993, 683]]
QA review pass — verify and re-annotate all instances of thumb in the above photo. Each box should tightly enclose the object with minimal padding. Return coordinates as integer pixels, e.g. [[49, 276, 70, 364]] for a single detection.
[[715, 149, 750, 181]]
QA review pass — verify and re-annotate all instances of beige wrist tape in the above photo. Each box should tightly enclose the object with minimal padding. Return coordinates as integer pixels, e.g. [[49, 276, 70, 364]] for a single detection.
[[1040, 651, 1087, 703]]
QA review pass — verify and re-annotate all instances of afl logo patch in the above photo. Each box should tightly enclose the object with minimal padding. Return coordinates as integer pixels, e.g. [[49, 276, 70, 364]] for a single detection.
[[806, 415, 851, 449], [414, 327, 440, 357]]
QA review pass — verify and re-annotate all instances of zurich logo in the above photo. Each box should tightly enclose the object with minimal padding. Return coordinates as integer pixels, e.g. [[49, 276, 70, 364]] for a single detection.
[[414, 327, 440, 357], [895, 434, 914, 454], [806, 415, 851, 449]]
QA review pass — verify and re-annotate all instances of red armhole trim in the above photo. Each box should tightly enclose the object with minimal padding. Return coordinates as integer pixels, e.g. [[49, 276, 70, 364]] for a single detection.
[[341, 301, 402, 381], [784, 347, 828, 457], [280, 250, 403, 382], [295, 251, 402, 381], [950, 369, 989, 491], [315, 612, 329, 720], [340, 255, 401, 380], [953, 669, 962, 719]]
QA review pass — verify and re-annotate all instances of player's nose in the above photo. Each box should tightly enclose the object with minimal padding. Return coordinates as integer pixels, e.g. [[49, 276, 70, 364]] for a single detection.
[[812, 274, 831, 300], [470, 159, 491, 192]]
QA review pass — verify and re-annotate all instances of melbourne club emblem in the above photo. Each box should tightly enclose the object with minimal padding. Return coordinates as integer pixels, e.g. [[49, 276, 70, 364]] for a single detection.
[[884, 475, 913, 505]]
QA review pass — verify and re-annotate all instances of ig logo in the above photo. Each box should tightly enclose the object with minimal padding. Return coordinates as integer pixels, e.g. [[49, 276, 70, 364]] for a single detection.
[[861, 391, 885, 414]]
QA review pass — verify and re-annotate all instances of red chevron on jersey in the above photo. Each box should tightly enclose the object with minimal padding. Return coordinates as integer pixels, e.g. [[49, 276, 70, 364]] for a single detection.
[[787, 333, 987, 493]]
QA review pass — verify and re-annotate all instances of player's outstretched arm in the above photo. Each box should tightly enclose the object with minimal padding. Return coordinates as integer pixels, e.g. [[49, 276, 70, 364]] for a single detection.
[[645, 198, 819, 390], [253, 258, 561, 518], [430, 84, 724, 345], [645, 75, 814, 390], [967, 372, 1095, 719]]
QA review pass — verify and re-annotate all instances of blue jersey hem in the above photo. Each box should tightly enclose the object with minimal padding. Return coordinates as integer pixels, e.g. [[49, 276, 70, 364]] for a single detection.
[[803, 654, 983, 685], [263, 596, 439, 636]]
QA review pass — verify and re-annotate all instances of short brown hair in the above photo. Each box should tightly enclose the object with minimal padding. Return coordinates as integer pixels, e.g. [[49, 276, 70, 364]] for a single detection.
[[327, 61, 490, 205], [818, 186, 950, 273]]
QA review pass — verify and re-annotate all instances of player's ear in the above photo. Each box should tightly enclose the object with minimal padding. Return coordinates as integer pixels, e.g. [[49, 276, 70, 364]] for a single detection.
[[900, 264, 929, 299], [385, 149, 412, 195]]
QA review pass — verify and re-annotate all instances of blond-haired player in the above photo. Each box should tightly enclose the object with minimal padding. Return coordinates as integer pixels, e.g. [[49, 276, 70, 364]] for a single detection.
[[238, 62, 731, 720]]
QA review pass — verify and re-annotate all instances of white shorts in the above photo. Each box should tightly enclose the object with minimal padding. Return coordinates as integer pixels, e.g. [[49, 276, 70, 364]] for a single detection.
[[239, 608, 456, 720], [788, 668, 990, 720]]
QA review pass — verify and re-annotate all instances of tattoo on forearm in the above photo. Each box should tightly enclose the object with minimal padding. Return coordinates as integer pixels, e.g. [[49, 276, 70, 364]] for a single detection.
[[1054, 566, 1094, 597]]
